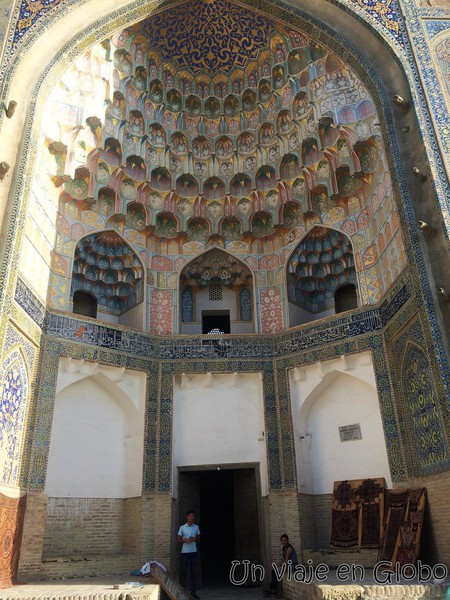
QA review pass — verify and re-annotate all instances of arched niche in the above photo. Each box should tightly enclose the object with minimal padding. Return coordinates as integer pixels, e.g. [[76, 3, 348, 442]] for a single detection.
[[288, 353, 392, 498], [179, 248, 254, 335], [71, 230, 145, 328], [335, 283, 358, 313], [286, 226, 358, 327], [73, 290, 98, 318], [45, 359, 147, 500]]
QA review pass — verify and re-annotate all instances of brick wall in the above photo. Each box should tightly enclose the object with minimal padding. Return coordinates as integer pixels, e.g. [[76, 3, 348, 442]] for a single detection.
[[140, 493, 172, 569], [268, 490, 302, 561], [123, 496, 142, 555], [18, 492, 48, 581], [298, 493, 332, 551], [18, 493, 172, 581], [17, 470, 450, 583], [42, 497, 139, 557], [298, 494, 316, 550]]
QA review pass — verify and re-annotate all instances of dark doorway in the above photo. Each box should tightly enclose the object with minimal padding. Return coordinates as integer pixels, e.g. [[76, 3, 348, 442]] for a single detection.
[[199, 470, 235, 582], [202, 311, 230, 334], [73, 290, 97, 318], [177, 468, 261, 585], [335, 283, 358, 313]]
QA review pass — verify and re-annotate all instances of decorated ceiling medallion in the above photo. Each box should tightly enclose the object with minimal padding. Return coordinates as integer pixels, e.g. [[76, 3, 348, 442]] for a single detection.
[[141, 0, 277, 75], [49, 0, 392, 260]]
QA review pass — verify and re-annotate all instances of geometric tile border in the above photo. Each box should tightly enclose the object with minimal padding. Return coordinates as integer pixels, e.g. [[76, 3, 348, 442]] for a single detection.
[[2, 0, 407, 62]]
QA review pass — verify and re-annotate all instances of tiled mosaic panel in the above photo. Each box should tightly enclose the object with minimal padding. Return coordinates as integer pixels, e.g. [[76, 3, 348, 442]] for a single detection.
[[20, 274, 410, 356], [403, 343, 447, 469], [260, 287, 284, 334], [428, 28, 450, 161], [3, 323, 37, 369], [399, 0, 450, 228], [27, 341, 59, 489], [181, 288, 194, 322], [392, 318, 449, 475], [144, 0, 276, 75], [14, 277, 46, 328], [432, 34, 450, 168], [350, 0, 404, 46], [274, 360, 296, 488], [143, 363, 160, 493], [7, 0, 405, 56], [262, 364, 281, 489], [369, 336, 407, 481], [149, 290, 173, 335], [0, 349, 29, 487], [239, 286, 252, 321]]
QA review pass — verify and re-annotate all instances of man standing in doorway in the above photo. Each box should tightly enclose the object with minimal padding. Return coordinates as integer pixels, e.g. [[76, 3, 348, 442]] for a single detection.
[[177, 509, 201, 599]]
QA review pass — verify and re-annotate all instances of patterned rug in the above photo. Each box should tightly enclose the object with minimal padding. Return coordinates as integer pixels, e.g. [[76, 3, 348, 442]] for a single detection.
[[0, 492, 27, 588], [330, 506, 360, 547], [329, 481, 427, 563], [391, 488, 426, 566], [330, 478, 385, 548], [378, 488, 408, 562], [357, 478, 385, 548]]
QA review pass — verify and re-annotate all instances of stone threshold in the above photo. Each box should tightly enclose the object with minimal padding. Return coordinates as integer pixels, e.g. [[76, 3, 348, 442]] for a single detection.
[[283, 577, 449, 600], [0, 575, 159, 600]]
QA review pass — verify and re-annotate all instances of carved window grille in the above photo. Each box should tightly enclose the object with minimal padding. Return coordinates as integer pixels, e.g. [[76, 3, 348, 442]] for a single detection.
[[209, 283, 223, 301]]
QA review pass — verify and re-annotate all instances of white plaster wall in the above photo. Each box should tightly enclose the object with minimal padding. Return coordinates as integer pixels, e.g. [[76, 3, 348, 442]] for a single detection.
[[288, 302, 334, 327], [172, 372, 267, 496], [45, 358, 146, 498], [18, 173, 59, 302], [119, 300, 145, 329], [289, 352, 391, 494], [96, 310, 119, 324]]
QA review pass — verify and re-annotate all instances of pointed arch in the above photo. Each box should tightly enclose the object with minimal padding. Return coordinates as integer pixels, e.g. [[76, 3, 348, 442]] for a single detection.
[[45, 366, 146, 498], [71, 229, 145, 326], [178, 247, 255, 334], [291, 362, 391, 495], [286, 225, 359, 326]]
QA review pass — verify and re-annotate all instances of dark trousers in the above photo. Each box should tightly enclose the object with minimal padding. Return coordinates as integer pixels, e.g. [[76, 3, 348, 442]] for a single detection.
[[180, 551, 198, 593], [270, 566, 279, 591]]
